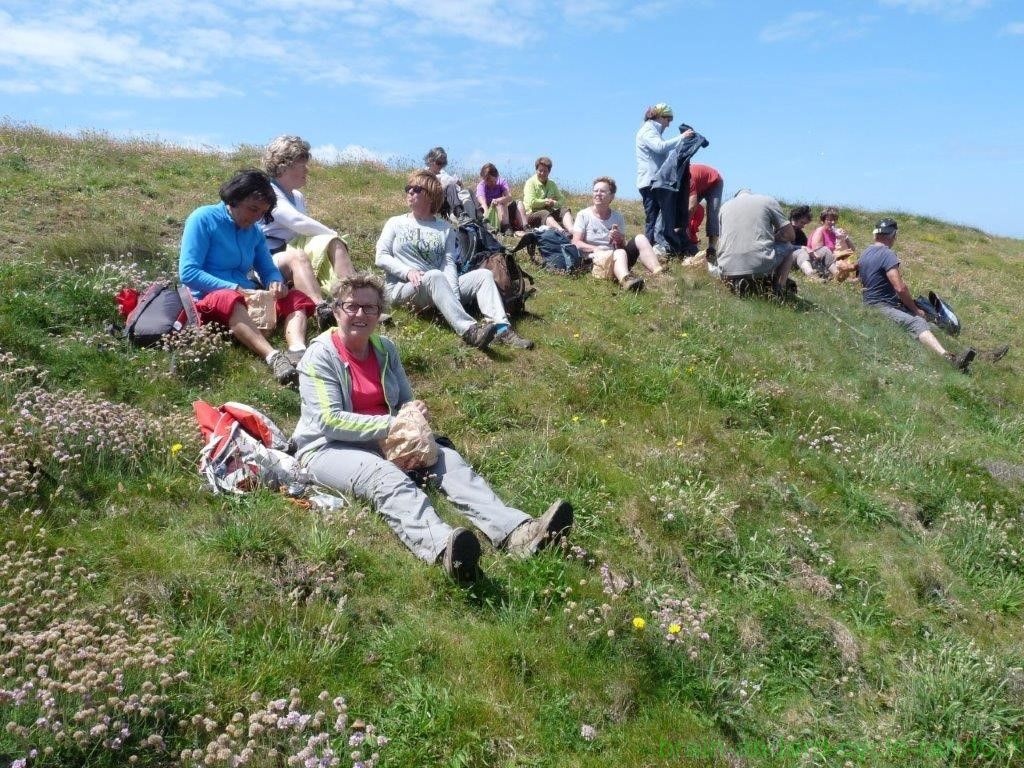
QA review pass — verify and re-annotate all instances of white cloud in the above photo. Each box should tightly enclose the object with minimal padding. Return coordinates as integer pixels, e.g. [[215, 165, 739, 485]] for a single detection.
[[312, 143, 400, 165], [0, 78, 39, 94], [759, 12, 824, 43], [878, 0, 989, 17], [1000, 21, 1024, 35]]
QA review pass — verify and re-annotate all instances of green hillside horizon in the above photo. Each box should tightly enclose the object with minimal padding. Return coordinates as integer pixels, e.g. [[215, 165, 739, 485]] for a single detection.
[[1, 123, 1023, 767]]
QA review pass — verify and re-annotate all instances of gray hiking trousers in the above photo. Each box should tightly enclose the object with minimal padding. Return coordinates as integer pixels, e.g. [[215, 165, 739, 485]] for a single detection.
[[305, 442, 530, 563], [385, 269, 508, 335]]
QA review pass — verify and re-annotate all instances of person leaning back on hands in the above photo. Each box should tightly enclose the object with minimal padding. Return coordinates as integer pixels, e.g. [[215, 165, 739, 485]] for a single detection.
[[374, 170, 533, 350], [290, 273, 572, 581], [178, 169, 315, 386]]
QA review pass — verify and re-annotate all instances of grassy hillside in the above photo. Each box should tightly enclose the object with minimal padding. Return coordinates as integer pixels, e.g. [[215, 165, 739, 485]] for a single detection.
[[1, 122, 1023, 767]]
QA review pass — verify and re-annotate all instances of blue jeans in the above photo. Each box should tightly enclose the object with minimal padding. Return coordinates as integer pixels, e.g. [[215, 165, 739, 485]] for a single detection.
[[640, 186, 659, 244]]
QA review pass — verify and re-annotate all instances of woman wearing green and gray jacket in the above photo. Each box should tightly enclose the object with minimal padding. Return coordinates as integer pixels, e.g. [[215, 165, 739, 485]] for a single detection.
[[292, 274, 571, 581]]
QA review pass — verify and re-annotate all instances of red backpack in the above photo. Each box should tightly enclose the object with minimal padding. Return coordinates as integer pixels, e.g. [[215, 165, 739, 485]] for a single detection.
[[193, 401, 299, 494]]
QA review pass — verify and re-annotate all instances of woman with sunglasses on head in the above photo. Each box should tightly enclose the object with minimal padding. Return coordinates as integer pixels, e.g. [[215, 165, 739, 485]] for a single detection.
[[291, 274, 572, 580], [374, 170, 533, 349], [178, 169, 315, 386]]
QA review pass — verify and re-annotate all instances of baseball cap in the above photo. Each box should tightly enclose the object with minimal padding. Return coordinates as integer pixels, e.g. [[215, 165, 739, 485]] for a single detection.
[[873, 218, 898, 235]]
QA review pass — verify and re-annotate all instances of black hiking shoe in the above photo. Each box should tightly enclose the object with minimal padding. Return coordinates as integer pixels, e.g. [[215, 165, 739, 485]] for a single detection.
[[440, 527, 482, 582], [947, 348, 977, 373], [620, 275, 645, 293], [315, 302, 337, 331], [461, 322, 499, 349]]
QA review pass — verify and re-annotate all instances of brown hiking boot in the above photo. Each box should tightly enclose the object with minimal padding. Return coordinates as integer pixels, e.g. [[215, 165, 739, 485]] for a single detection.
[[946, 347, 977, 373], [461, 322, 499, 349], [502, 500, 574, 558], [496, 328, 534, 349], [980, 344, 1009, 362], [619, 275, 645, 293]]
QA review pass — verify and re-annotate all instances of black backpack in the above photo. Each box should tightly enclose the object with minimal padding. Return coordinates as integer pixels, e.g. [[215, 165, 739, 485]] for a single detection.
[[124, 281, 200, 346], [511, 229, 585, 274], [455, 222, 535, 316]]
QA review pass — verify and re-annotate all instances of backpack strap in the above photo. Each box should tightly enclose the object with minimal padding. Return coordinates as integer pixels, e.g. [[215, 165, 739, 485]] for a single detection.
[[177, 284, 201, 328]]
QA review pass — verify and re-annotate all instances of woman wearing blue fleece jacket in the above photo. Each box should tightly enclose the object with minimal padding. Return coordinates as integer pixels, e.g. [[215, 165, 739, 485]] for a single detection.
[[178, 169, 315, 386]]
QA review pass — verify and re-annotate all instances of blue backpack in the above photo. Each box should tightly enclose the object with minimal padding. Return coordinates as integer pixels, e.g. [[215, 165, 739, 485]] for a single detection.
[[914, 290, 962, 336], [511, 229, 585, 274]]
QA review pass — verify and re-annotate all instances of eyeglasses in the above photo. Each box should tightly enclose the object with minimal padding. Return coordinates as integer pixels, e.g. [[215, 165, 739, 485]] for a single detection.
[[405, 185, 425, 194], [338, 302, 381, 316]]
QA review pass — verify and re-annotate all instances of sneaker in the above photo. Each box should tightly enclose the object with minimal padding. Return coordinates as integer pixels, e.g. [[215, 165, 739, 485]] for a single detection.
[[440, 527, 481, 581], [947, 347, 977, 372], [620, 275, 645, 293], [285, 348, 306, 366], [461, 322, 499, 349], [980, 344, 1009, 363], [315, 302, 336, 331], [268, 351, 298, 386], [502, 500, 574, 558], [496, 328, 534, 350]]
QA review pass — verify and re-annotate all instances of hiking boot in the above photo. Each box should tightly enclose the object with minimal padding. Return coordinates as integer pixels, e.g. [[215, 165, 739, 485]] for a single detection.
[[620, 275, 645, 293], [947, 347, 977, 373], [268, 352, 298, 386], [980, 344, 1009, 363], [440, 527, 482, 581], [496, 328, 534, 350], [315, 301, 337, 331], [461, 322, 499, 349], [502, 500, 574, 558], [285, 348, 306, 366]]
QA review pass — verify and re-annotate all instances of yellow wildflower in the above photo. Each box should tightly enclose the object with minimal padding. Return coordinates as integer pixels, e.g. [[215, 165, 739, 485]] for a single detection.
[[668, 623, 681, 634], [632, 617, 646, 631], [170, 443, 183, 454]]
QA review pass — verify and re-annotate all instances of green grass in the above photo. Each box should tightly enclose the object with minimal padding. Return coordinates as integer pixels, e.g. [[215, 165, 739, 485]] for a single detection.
[[2, 123, 1024, 766]]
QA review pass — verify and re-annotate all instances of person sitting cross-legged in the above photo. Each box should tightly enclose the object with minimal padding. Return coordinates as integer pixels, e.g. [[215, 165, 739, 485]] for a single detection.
[[572, 176, 665, 293], [291, 273, 573, 581], [375, 170, 533, 350]]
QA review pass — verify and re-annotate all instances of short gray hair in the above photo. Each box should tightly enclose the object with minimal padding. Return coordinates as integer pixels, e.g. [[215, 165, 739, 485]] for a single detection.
[[329, 273, 387, 309], [262, 135, 312, 178]]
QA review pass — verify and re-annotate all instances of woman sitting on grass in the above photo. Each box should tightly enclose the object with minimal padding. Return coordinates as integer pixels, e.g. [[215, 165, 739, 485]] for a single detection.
[[375, 170, 533, 350], [809, 206, 856, 254], [572, 176, 665, 293], [475, 163, 526, 235], [291, 273, 572, 580], [179, 169, 315, 386], [260, 135, 356, 331]]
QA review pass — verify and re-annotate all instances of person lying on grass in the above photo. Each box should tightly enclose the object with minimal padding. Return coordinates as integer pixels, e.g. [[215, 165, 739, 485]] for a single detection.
[[572, 176, 666, 293], [179, 169, 314, 386], [291, 273, 573, 581], [375, 170, 533, 350], [260, 135, 356, 332]]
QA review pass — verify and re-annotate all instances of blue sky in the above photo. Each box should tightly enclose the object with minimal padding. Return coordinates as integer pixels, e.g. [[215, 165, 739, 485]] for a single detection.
[[2, 0, 1022, 237]]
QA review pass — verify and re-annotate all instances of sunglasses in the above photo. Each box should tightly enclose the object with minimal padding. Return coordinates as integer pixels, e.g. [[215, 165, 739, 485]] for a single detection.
[[405, 185, 426, 194]]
